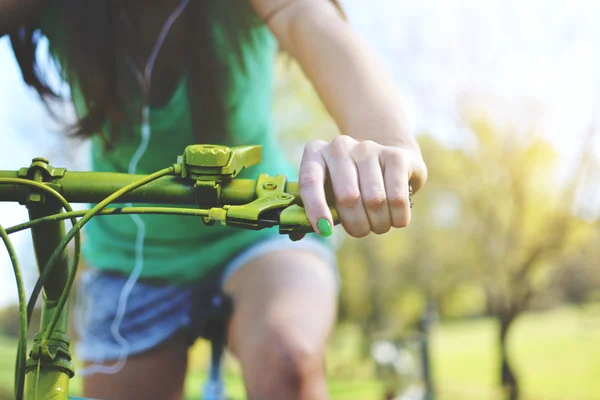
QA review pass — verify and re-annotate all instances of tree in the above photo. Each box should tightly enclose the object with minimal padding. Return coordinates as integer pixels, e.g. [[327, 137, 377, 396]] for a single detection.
[[444, 116, 597, 399]]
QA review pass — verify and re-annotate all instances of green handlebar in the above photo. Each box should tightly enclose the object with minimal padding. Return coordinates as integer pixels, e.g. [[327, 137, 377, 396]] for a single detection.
[[0, 171, 321, 207], [0, 145, 339, 234], [0, 144, 335, 208], [0, 172, 338, 233]]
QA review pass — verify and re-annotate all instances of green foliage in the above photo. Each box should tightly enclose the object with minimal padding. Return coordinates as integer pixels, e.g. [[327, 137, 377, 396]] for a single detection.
[[337, 116, 597, 328], [441, 283, 487, 319], [0, 305, 40, 339]]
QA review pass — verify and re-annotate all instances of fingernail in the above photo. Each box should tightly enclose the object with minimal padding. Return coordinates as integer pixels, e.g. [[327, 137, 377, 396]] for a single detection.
[[317, 218, 333, 237]]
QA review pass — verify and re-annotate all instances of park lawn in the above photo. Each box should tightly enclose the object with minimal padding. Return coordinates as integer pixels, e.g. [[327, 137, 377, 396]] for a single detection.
[[432, 304, 600, 400], [181, 371, 383, 400], [0, 336, 16, 398], [0, 304, 598, 399]]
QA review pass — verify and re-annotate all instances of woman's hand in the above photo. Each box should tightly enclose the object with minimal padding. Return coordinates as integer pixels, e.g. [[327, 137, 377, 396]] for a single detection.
[[299, 135, 427, 237], [252, 0, 428, 236]]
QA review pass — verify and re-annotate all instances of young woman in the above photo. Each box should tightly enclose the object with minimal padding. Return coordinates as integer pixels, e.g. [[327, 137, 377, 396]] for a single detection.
[[2, 0, 427, 399]]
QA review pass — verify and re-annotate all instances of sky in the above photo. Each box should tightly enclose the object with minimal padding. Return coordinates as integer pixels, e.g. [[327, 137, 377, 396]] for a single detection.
[[1, 0, 600, 307], [345, 0, 600, 153]]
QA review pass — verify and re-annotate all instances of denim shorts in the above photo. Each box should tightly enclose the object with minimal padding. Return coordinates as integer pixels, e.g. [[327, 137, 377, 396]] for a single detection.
[[73, 235, 337, 371]]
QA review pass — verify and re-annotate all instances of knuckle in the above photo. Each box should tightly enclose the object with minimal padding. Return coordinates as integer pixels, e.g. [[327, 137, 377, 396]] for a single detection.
[[298, 171, 321, 189], [330, 135, 353, 155], [352, 140, 379, 160], [304, 140, 327, 154], [358, 140, 378, 150], [384, 148, 406, 166], [332, 134, 353, 145], [388, 194, 408, 208], [330, 139, 345, 156], [363, 191, 387, 211], [335, 189, 362, 209]]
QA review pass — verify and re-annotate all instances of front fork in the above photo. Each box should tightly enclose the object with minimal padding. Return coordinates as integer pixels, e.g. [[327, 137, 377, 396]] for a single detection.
[[22, 160, 74, 400], [23, 291, 73, 399]]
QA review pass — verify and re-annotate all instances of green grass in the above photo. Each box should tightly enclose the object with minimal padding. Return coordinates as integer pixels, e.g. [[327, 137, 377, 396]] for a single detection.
[[182, 369, 382, 400], [0, 336, 17, 399], [1, 304, 599, 399], [432, 304, 600, 400]]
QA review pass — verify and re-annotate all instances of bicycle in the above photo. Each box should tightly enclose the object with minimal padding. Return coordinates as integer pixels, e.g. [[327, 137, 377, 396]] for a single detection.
[[0, 143, 342, 400]]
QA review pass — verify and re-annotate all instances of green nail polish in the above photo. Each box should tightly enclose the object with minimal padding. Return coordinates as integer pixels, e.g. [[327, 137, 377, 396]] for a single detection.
[[318, 218, 333, 237]]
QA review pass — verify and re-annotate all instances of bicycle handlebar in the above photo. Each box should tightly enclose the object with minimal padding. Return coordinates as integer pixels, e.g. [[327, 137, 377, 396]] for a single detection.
[[0, 171, 262, 204], [0, 144, 339, 234]]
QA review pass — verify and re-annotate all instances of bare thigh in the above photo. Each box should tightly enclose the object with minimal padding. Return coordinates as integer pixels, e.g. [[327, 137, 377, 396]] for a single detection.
[[224, 249, 338, 399], [82, 331, 188, 400]]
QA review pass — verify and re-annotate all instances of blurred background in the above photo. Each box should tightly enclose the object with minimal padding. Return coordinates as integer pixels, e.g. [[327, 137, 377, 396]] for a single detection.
[[1, 0, 599, 399]]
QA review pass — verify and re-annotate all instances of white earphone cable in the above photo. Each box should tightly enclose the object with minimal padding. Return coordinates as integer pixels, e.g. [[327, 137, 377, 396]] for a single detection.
[[76, 0, 190, 376]]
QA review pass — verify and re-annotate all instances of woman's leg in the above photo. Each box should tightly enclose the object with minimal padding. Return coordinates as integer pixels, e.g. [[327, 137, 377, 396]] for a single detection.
[[223, 248, 338, 400], [82, 331, 189, 400], [74, 270, 196, 400]]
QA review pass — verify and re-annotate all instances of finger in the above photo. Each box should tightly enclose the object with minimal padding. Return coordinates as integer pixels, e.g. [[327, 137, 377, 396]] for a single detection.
[[382, 149, 411, 228], [325, 137, 370, 238], [353, 147, 391, 234], [408, 158, 428, 195], [298, 141, 334, 236]]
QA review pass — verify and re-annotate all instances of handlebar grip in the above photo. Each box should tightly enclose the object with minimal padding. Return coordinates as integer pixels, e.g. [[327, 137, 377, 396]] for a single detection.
[[284, 181, 336, 208], [279, 204, 340, 234]]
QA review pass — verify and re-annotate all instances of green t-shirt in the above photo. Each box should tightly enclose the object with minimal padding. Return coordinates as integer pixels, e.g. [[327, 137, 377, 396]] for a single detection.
[[41, 1, 297, 283]]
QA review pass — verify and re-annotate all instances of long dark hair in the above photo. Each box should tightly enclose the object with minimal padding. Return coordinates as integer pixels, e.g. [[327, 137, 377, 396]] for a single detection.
[[10, 0, 224, 146], [10, 0, 346, 146]]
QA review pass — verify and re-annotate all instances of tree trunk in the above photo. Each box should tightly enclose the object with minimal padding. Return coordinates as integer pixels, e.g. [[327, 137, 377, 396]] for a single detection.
[[499, 314, 519, 400]]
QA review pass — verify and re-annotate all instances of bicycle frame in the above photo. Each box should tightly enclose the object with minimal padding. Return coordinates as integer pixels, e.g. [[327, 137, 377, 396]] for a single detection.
[[0, 144, 340, 400], [24, 201, 72, 400]]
